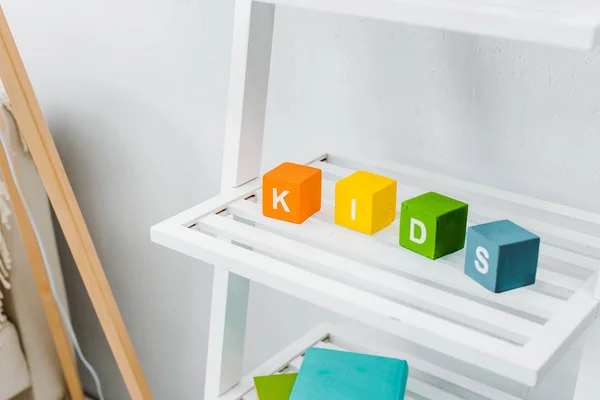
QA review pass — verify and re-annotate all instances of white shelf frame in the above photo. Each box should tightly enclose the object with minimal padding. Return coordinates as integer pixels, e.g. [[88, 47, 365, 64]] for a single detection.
[[152, 151, 600, 390], [260, 0, 600, 49], [152, 1, 600, 399]]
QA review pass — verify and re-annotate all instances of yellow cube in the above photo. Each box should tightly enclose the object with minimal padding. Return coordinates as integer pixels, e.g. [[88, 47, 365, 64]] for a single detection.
[[334, 171, 397, 235]]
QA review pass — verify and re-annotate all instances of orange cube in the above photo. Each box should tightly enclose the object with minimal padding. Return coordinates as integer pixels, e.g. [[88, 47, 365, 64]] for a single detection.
[[262, 162, 322, 224]]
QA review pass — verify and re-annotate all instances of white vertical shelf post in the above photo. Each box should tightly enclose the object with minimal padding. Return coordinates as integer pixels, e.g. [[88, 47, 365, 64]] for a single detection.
[[221, 0, 276, 189], [204, 0, 276, 399], [205, 270, 251, 399], [573, 274, 600, 400]]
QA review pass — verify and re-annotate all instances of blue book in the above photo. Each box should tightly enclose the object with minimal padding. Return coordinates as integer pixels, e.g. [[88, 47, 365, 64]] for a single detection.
[[289, 348, 409, 400]]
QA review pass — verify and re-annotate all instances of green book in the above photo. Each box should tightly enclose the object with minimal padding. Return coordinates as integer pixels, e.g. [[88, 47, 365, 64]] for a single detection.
[[254, 373, 298, 400]]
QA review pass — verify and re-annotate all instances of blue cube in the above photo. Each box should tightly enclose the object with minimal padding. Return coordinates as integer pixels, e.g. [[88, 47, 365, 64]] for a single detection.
[[464, 220, 540, 293], [289, 348, 409, 400]]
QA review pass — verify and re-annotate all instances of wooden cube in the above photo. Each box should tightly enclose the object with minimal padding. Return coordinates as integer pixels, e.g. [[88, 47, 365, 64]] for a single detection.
[[399, 192, 468, 259], [262, 162, 322, 224], [254, 373, 297, 400], [289, 348, 409, 400], [334, 171, 397, 235], [464, 220, 540, 293]]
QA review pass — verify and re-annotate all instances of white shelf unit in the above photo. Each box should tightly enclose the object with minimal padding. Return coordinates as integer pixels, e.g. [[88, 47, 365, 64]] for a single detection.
[[151, 1, 600, 399], [152, 152, 600, 388]]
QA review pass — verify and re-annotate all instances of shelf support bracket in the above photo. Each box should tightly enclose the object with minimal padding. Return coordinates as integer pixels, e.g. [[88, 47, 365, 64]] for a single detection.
[[573, 311, 600, 400], [574, 271, 600, 400], [204, 1, 275, 398], [221, 0, 275, 190]]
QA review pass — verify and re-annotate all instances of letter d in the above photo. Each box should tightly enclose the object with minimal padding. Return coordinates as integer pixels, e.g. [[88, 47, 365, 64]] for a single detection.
[[410, 218, 426, 244]]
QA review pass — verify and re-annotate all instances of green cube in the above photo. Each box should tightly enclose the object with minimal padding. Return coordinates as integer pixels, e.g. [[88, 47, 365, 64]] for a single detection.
[[399, 192, 468, 260]]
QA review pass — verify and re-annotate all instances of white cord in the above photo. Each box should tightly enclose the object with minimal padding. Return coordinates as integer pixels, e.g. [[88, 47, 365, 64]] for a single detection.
[[0, 131, 105, 400]]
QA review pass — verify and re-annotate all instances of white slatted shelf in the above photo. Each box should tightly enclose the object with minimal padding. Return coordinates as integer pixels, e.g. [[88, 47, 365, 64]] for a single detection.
[[222, 324, 527, 400], [151, 153, 600, 387], [261, 0, 600, 49]]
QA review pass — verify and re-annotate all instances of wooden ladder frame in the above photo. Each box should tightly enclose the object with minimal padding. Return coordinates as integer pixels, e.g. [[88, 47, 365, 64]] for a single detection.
[[0, 6, 152, 400], [209, 1, 600, 400]]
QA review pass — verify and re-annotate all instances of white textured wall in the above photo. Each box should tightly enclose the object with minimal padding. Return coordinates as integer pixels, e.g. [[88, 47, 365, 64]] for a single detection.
[[3, 1, 600, 399]]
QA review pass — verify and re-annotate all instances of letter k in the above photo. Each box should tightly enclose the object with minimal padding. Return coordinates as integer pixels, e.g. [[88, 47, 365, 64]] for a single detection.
[[273, 188, 290, 212]]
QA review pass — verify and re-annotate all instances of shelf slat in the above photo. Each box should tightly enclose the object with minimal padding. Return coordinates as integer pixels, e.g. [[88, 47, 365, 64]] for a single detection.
[[229, 199, 568, 317], [201, 212, 541, 344], [315, 158, 600, 251], [258, 0, 600, 49]]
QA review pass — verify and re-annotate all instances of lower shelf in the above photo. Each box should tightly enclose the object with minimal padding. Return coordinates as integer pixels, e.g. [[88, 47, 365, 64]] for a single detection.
[[152, 152, 600, 387], [219, 324, 525, 400]]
